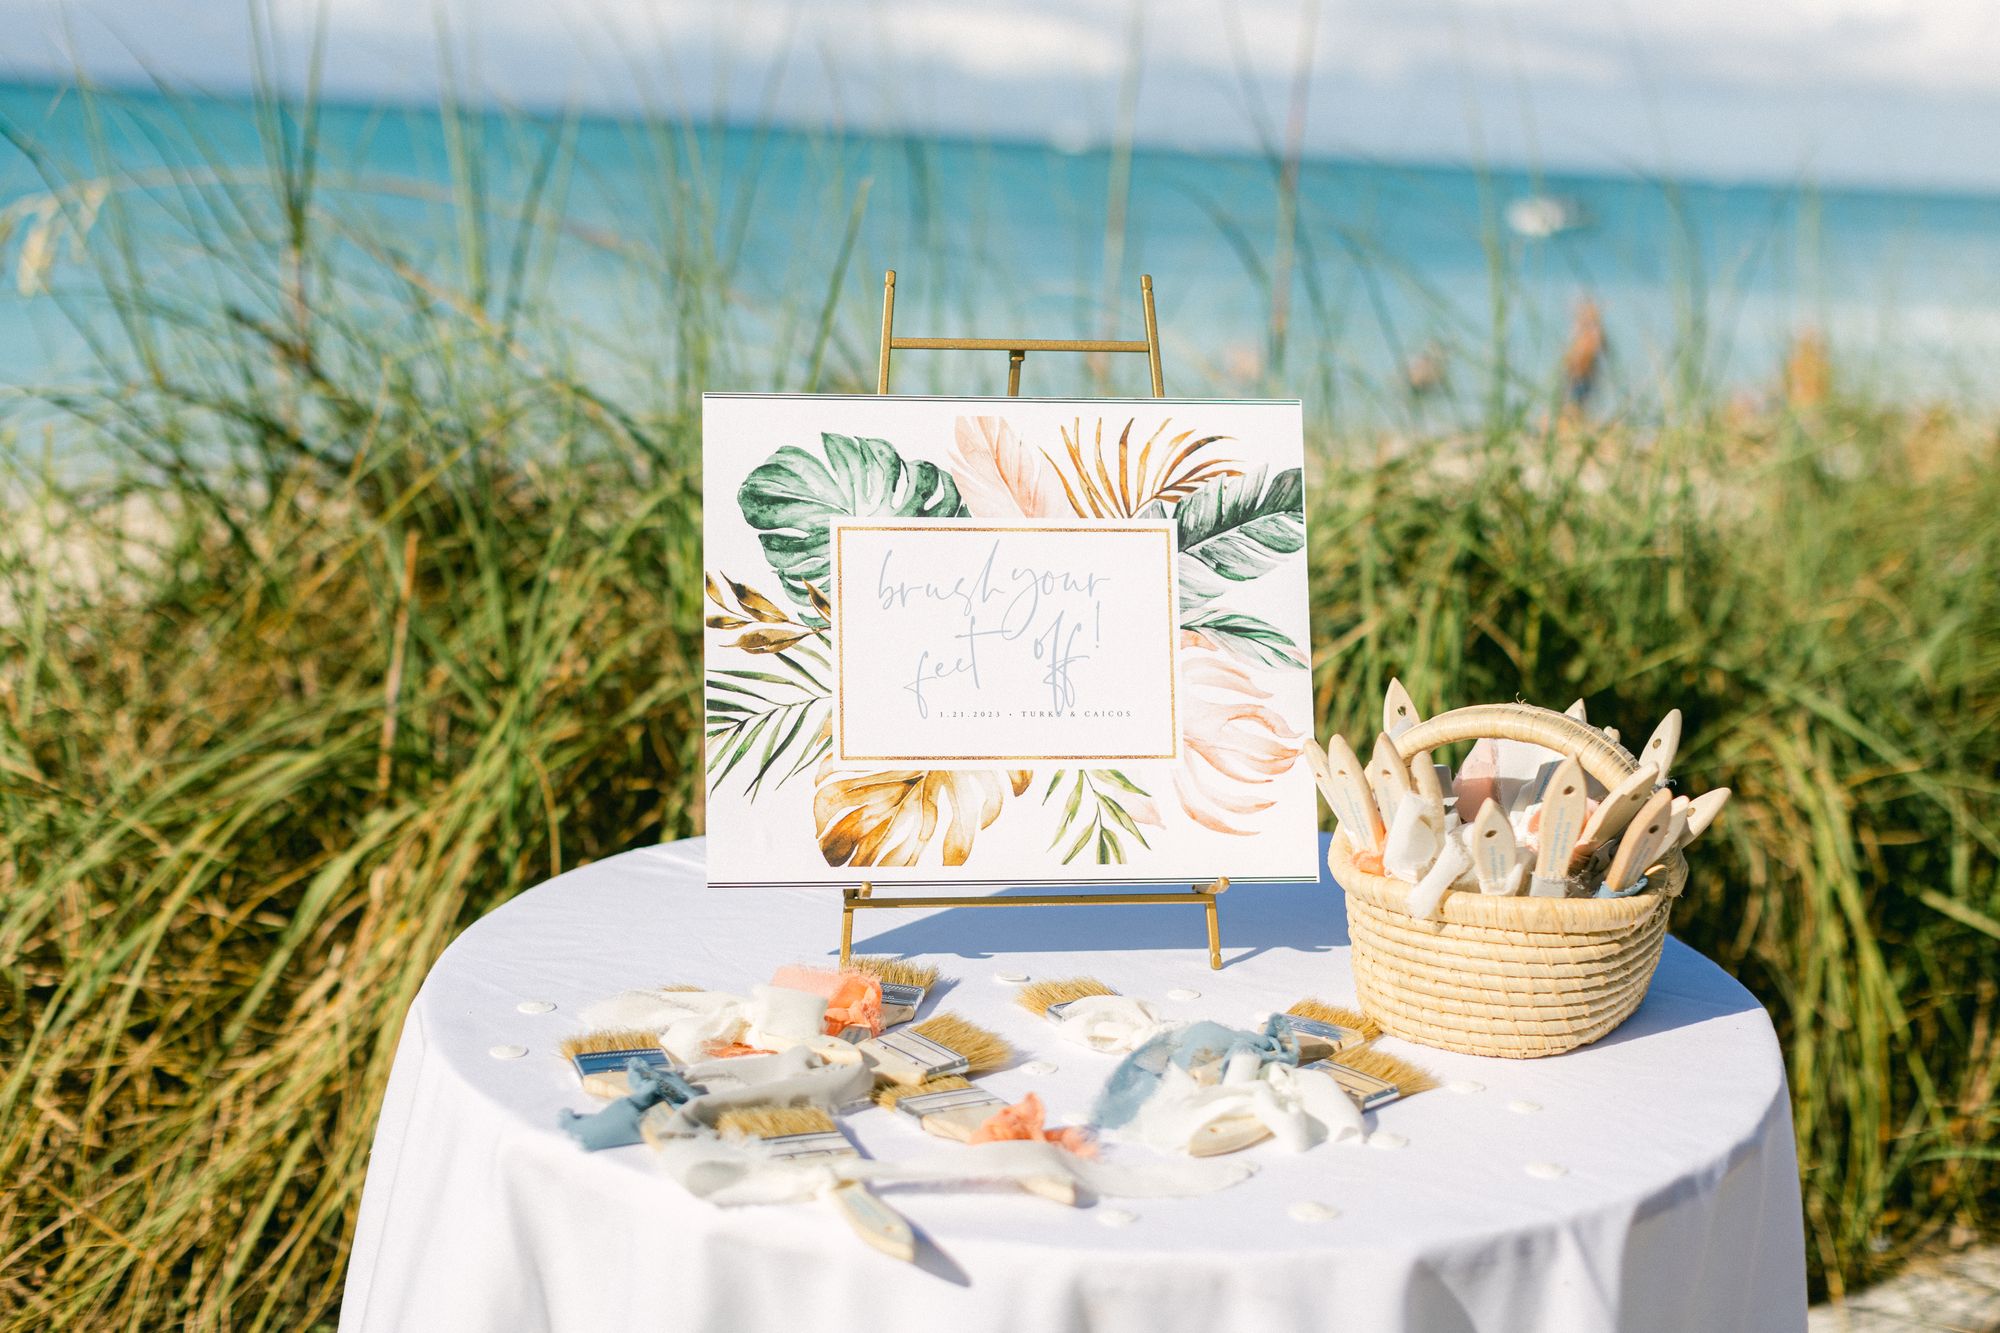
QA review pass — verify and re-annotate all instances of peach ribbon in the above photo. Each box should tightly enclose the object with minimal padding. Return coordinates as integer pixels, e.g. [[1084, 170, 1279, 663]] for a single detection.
[[769, 965, 885, 1037], [968, 1092, 1097, 1158]]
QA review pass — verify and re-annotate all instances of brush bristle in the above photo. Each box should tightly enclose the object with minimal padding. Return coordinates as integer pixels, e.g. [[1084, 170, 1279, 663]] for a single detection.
[[910, 1013, 1011, 1075], [1014, 977, 1116, 1016], [873, 1074, 971, 1109], [846, 956, 942, 989], [556, 1028, 663, 1059], [658, 983, 701, 993], [1332, 1046, 1437, 1097], [1286, 998, 1382, 1039], [715, 1105, 837, 1139]]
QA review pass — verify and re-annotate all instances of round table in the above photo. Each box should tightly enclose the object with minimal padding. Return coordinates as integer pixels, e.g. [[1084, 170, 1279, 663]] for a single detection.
[[340, 835, 1807, 1332]]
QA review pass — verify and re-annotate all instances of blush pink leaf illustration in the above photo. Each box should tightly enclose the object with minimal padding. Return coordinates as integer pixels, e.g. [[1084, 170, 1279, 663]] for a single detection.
[[947, 416, 1066, 518], [1172, 629, 1304, 834]]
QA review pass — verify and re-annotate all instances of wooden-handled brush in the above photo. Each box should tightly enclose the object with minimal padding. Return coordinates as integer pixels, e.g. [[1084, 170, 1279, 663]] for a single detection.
[[856, 1013, 1010, 1088], [1312, 1046, 1437, 1112], [1309, 734, 1385, 856], [844, 956, 943, 1028], [1365, 732, 1414, 824], [1575, 762, 1659, 865], [874, 1078, 1078, 1205], [1530, 756, 1588, 897], [1281, 998, 1379, 1058], [558, 1029, 675, 1099], [1601, 788, 1677, 896], [1015, 977, 1117, 1023], [715, 1105, 917, 1264], [716, 1106, 918, 1262], [1468, 799, 1523, 895], [1638, 710, 1683, 786], [1383, 677, 1422, 740], [1677, 788, 1730, 847]]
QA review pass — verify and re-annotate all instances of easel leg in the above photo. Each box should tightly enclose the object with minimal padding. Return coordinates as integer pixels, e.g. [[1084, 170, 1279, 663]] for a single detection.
[[840, 891, 857, 965], [1205, 893, 1222, 970]]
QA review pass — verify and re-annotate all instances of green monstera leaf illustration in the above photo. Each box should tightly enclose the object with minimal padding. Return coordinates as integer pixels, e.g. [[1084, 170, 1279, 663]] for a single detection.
[[1167, 465, 1305, 609], [738, 432, 968, 607]]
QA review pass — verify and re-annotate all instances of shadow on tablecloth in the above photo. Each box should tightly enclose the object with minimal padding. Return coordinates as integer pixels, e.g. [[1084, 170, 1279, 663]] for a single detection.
[[837, 877, 1346, 963]]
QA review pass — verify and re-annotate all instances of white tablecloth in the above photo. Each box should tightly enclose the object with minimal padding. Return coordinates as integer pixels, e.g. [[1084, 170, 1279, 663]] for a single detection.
[[341, 834, 1806, 1333]]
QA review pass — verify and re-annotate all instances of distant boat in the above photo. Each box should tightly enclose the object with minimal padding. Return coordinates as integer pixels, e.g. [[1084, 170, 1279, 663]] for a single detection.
[[1505, 195, 1591, 239]]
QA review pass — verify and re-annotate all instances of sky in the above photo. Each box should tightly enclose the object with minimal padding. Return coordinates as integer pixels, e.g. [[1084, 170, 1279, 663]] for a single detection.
[[5, 0, 2000, 193]]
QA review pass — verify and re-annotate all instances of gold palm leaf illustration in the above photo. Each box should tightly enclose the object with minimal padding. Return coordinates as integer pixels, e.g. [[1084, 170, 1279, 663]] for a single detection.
[[1045, 418, 1240, 518], [814, 766, 1032, 867]]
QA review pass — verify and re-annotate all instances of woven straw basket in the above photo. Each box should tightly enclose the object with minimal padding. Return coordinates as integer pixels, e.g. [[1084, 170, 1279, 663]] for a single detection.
[[1337, 703, 1686, 1059]]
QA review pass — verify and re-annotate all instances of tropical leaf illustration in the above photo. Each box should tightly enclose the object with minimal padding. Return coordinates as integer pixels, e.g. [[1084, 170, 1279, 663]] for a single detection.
[[1046, 418, 1240, 518], [738, 432, 966, 607], [947, 416, 1065, 517], [705, 570, 827, 654], [1172, 629, 1304, 834], [1041, 768, 1163, 865], [814, 766, 1032, 867], [1179, 608, 1306, 669], [1168, 465, 1305, 609], [705, 649, 833, 796]]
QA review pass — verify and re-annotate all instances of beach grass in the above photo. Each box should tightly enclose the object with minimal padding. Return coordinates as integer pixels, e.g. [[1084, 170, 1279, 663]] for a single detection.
[[1, 76, 1997, 1328]]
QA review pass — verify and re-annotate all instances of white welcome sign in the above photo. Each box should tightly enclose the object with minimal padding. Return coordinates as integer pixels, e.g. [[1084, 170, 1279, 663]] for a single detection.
[[702, 393, 1318, 889]]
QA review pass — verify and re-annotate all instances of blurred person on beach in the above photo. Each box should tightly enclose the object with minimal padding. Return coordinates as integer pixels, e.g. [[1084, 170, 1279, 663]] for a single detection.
[[1561, 297, 1605, 418], [1404, 342, 1447, 398], [1785, 330, 1830, 410]]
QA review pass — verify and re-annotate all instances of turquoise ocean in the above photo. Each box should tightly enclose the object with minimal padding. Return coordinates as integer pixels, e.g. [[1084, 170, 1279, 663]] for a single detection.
[[6, 79, 2000, 419]]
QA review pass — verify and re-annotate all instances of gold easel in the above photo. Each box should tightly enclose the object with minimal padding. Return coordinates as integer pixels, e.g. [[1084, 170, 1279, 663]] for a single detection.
[[840, 269, 1230, 970]]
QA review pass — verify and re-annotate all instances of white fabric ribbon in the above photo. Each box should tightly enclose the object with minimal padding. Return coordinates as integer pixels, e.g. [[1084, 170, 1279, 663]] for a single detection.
[[580, 988, 750, 1063], [1051, 995, 1174, 1054], [1117, 1061, 1364, 1154]]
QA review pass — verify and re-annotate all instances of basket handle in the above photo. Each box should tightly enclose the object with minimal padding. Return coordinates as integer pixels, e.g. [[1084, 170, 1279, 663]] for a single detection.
[[1389, 703, 1639, 790]]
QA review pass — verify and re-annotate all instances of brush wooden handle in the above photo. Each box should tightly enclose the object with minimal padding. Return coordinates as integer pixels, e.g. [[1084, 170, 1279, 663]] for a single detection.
[[1383, 678, 1422, 739], [1409, 747, 1445, 803], [1531, 757, 1588, 894], [1603, 789, 1676, 894], [1679, 788, 1730, 846], [1577, 763, 1660, 859], [1311, 734, 1384, 854], [827, 1181, 917, 1263], [1638, 710, 1683, 785], [916, 1106, 994, 1143], [1366, 731, 1413, 817], [1189, 1116, 1273, 1156], [1469, 799, 1519, 894], [1019, 1175, 1080, 1206]]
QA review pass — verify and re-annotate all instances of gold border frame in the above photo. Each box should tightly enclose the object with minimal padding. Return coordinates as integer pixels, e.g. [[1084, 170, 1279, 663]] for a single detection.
[[832, 521, 1181, 765]]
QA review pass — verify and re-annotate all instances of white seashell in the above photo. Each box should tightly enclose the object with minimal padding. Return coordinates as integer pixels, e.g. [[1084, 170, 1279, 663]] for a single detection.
[[1097, 1208, 1138, 1228], [1446, 1079, 1485, 1094], [1507, 1099, 1543, 1114], [515, 1000, 555, 1014], [1525, 1161, 1570, 1179], [1289, 1201, 1339, 1222], [489, 1044, 528, 1060]]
